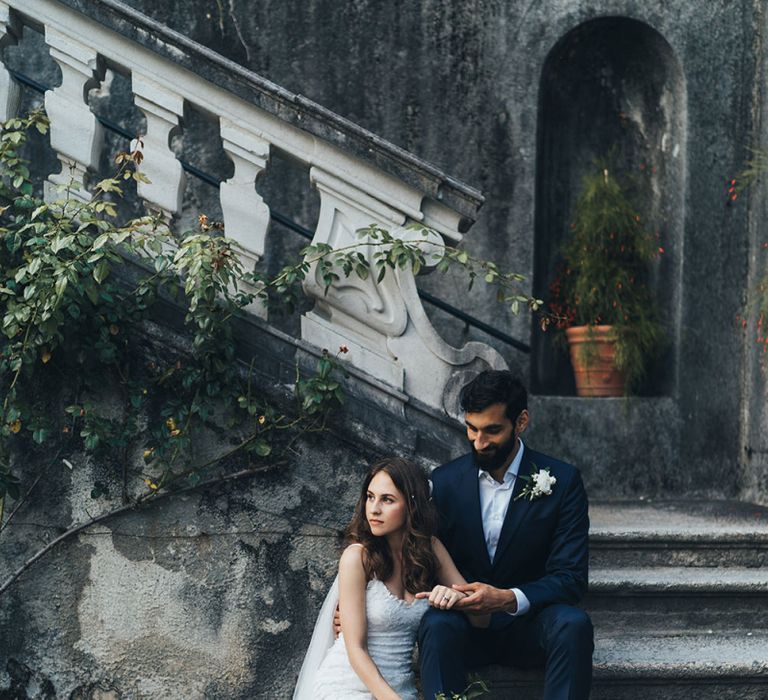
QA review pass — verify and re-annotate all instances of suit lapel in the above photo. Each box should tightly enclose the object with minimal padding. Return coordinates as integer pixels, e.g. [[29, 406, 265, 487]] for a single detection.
[[492, 448, 536, 567], [458, 459, 492, 572]]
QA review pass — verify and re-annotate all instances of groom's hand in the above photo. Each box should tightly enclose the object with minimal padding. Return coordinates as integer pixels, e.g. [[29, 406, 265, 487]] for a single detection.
[[452, 582, 518, 614], [333, 603, 342, 638]]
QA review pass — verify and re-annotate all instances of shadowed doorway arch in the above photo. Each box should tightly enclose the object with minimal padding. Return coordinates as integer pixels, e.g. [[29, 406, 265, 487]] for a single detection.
[[531, 17, 686, 396]]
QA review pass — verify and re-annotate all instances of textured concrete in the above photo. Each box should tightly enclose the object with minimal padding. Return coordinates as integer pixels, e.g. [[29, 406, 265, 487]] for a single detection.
[[485, 500, 768, 699], [587, 567, 768, 631], [590, 499, 768, 534], [590, 499, 768, 566], [483, 633, 768, 699]]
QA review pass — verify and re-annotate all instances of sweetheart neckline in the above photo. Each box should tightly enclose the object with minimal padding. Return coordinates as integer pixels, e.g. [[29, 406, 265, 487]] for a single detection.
[[369, 578, 423, 607]]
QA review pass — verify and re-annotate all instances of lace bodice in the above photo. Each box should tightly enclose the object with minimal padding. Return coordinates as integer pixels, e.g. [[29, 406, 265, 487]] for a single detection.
[[310, 579, 428, 699]]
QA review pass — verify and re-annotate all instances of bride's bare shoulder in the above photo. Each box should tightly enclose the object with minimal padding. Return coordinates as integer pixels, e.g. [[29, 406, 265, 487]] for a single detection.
[[338, 543, 369, 582], [340, 542, 367, 563]]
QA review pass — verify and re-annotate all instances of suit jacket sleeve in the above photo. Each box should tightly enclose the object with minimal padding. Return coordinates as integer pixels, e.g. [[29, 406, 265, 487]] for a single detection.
[[517, 466, 589, 610]]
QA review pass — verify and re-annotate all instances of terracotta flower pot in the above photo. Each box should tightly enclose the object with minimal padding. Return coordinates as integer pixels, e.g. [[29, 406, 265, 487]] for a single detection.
[[565, 325, 625, 397]]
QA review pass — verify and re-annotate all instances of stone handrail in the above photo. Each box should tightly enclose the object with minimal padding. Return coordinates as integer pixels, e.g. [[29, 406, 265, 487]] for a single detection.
[[0, 0, 507, 414]]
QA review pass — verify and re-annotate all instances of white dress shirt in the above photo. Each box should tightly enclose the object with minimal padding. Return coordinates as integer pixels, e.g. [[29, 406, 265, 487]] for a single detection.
[[477, 438, 531, 616]]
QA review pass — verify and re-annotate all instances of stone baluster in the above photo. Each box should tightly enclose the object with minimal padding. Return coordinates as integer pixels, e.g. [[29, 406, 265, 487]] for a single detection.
[[220, 118, 271, 319], [43, 27, 103, 202], [0, 2, 20, 121], [131, 73, 185, 222], [301, 167, 505, 412]]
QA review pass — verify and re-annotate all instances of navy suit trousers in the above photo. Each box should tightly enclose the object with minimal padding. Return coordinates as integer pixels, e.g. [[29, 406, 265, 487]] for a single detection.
[[418, 603, 594, 700]]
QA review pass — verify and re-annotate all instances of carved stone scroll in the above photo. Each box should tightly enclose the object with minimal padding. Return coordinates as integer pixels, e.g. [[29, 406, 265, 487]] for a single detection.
[[301, 167, 410, 388], [302, 168, 506, 409]]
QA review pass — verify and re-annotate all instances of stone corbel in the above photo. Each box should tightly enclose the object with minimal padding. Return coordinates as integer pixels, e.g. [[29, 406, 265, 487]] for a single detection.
[[131, 73, 185, 222], [301, 168, 507, 410], [391, 266, 507, 417], [301, 167, 411, 389], [0, 2, 21, 121], [220, 118, 271, 319], [390, 201, 507, 415], [43, 27, 103, 202]]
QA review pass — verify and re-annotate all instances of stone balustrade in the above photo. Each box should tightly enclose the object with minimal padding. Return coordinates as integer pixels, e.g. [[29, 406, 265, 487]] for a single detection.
[[0, 0, 506, 414]]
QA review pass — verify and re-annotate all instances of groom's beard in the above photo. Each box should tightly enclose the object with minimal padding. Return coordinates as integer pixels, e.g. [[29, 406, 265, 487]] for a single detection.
[[471, 433, 518, 472]]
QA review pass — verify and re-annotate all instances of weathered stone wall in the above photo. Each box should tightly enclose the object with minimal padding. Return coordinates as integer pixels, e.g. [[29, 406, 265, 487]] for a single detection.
[[106, 0, 762, 499], [8, 0, 765, 500], [0, 424, 362, 699]]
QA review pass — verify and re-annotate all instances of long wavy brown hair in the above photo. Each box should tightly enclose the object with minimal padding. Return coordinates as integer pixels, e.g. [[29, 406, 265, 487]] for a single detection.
[[345, 457, 439, 594]]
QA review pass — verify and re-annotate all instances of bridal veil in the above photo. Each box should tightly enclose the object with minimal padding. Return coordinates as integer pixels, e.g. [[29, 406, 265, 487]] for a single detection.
[[292, 575, 339, 699]]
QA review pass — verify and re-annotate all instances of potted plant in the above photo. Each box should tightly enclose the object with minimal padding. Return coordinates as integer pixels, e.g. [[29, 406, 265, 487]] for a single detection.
[[548, 166, 663, 396]]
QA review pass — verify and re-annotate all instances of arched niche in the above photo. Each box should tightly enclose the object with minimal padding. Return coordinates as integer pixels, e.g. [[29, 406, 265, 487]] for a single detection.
[[531, 17, 686, 396]]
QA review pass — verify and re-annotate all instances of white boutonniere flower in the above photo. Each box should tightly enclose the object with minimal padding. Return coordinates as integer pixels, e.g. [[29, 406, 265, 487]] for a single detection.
[[515, 466, 557, 502]]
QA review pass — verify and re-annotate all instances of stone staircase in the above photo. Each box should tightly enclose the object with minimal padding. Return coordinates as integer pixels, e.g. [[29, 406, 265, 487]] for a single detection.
[[484, 499, 768, 699]]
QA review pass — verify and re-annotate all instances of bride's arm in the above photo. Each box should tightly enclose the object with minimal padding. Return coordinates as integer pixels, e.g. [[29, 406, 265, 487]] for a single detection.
[[338, 545, 403, 700], [430, 537, 491, 628]]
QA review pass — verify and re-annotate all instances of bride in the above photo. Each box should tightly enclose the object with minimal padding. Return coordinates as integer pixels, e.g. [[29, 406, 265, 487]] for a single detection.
[[293, 457, 488, 700]]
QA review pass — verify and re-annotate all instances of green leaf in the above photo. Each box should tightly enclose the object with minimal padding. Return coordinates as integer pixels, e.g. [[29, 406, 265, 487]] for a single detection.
[[84, 433, 100, 450], [50, 235, 74, 254], [84, 283, 99, 305], [92, 233, 110, 250], [93, 259, 110, 284], [252, 440, 272, 456], [55, 276, 68, 297], [90, 481, 109, 499], [30, 204, 48, 221]]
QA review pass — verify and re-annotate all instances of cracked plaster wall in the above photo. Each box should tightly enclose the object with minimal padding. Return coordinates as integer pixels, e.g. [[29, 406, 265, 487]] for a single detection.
[[1, 404, 374, 698]]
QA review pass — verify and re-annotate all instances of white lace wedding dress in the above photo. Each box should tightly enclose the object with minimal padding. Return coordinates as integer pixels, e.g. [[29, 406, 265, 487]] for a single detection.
[[293, 577, 428, 700]]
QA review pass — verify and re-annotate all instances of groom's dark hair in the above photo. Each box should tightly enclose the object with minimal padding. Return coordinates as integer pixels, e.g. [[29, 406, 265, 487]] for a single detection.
[[459, 370, 527, 422]]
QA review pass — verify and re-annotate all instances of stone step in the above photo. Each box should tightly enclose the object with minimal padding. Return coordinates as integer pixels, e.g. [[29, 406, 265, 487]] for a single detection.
[[481, 631, 768, 700], [585, 567, 768, 630], [589, 500, 768, 568]]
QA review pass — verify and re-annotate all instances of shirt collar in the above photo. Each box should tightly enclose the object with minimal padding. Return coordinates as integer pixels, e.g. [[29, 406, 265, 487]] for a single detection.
[[477, 438, 525, 485]]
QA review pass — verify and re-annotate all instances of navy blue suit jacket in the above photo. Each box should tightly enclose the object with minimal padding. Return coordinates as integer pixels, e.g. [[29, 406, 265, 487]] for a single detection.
[[430, 446, 589, 612]]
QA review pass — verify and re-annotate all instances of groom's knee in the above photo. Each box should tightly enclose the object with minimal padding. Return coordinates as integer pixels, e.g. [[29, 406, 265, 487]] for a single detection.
[[547, 606, 594, 653], [418, 608, 470, 648]]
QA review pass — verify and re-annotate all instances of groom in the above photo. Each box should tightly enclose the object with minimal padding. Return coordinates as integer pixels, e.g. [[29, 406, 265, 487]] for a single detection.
[[420, 370, 593, 699]]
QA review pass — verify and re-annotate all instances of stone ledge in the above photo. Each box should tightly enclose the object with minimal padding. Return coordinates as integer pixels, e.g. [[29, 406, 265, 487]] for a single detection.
[[589, 567, 768, 591], [479, 632, 768, 699], [589, 499, 768, 535]]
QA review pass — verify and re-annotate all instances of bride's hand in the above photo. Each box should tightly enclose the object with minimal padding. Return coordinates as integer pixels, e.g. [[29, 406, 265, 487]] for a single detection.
[[415, 584, 466, 609]]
